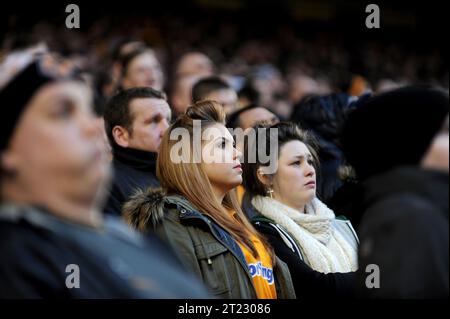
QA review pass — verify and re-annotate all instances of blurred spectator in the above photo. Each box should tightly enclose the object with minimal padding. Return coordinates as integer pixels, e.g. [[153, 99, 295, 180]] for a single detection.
[[227, 104, 279, 131], [120, 47, 164, 91], [175, 51, 214, 77], [102, 87, 171, 216], [250, 64, 287, 108], [0, 42, 48, 88], [192, 76, 239, 115], [169, 74, 202, 117], [348, 75, 370, 97], [237, 81, 261, 108], [374, 78, 405, 93], [288, 74, 321, 106], [341, 86, 449, 298], [0, 58, 208, 298]]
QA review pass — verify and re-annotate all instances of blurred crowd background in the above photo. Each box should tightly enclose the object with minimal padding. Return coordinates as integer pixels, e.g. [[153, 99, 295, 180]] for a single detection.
[[0, 0, 448, 300], [1, 0, 447, 120]]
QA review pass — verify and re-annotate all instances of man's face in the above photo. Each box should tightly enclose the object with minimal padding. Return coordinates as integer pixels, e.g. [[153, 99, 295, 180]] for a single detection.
[[2, 81, 110, 208], [127, 98, 171, 152], [122, 52, 164, 91], [204, 89, 238, 115], [176, 52, 214, 77]]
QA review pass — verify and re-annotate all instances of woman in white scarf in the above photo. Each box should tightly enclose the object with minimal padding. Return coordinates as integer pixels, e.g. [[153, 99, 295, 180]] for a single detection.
[[241, 122, 358, 276]]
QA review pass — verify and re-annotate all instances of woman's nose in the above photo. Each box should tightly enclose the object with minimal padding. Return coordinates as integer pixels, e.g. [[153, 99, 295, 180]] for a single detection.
[[305, 162, 315, 176], [233, 147, 243, 161]]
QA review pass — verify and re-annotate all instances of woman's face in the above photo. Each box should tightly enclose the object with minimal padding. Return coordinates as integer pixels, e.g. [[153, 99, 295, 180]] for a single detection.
[[202, 123, 243, 197], [271, 140, 316, 211], [3, 81, 110, 209]]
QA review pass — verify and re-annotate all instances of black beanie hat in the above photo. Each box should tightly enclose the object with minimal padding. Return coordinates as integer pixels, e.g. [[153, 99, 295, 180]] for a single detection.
[[0, 59, 76, 151], [341, 86, 449, 180]]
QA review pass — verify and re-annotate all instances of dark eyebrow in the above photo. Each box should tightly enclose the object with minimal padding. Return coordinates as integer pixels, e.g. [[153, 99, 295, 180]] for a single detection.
[[293, 154, 313, 160]]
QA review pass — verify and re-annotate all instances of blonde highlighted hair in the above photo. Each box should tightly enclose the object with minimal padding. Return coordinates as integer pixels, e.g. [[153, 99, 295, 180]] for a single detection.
[[157, 100, 272, 259]]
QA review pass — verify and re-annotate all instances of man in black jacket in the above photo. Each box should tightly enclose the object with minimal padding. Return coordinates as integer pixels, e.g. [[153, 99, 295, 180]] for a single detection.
[[342, 86, 449, 298], [103, 87, 171, 216], [0, 57, 208, 298]]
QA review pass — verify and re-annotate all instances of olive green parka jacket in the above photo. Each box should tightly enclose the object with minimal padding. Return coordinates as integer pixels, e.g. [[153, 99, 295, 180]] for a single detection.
[[123, 188, 297, 299]]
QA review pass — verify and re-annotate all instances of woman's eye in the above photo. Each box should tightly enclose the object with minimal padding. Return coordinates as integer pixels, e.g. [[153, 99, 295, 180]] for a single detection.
[[291, 161, 301, 166], [55, 102, 74, 119]]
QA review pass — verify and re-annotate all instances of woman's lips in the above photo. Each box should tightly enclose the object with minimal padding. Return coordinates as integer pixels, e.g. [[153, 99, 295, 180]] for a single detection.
[[233, 164, 242, 172], [305, 181, 316, 188]]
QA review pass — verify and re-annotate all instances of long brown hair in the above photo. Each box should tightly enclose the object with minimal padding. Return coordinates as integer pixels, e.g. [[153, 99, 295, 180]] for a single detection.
[[157, 100, 270, 258]]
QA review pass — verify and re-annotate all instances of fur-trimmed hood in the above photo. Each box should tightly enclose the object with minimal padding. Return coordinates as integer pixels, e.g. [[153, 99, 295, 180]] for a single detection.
[[122, 187, 168, 232], [122, 187, 201, 232]]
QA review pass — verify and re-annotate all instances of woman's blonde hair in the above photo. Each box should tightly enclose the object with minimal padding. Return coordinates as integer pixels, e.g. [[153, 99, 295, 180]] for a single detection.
[[157, 100, 271, 258]]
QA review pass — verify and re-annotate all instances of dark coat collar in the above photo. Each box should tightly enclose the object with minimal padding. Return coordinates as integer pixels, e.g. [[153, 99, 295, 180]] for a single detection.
[[112, 144, 157, 172], [363, 166, 449, 218]]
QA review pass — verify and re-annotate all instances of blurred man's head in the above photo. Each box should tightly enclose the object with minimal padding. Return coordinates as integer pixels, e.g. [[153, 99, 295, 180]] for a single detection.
[[288, 74, 320, 105], [120, 47, 164, 91], [104, 87, 171, 153], [192, 76, 238, 115], [0, 59, 110, 226], [175, 52, 214, 77], [227, 104, 279, 131], [251, 64, 286, 107], [237, 82, 261, 108], [170, 74, 202, 117], [115, 40, 146, 60]]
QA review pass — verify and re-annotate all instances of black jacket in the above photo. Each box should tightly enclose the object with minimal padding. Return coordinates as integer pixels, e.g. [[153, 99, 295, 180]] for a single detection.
[[0, 204, 209, 298], [356, 166, 449, 298], [104, 144, 160, 216], [242, 192, 357, 298]]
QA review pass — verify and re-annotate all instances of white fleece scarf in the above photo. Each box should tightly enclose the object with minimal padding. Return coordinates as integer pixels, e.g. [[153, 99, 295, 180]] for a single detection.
[[251, 196, 358, 273]]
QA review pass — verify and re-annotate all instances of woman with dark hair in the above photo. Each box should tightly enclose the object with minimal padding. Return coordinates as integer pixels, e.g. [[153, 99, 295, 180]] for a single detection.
[[241, 122, 358, 298], [122, 100, 296, 299]]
